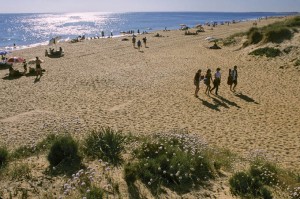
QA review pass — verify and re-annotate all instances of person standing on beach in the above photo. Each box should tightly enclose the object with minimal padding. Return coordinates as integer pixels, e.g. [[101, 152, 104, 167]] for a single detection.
[[194, 69, 202, 97], [210, 68, 221, 95], [231, 65, 238, 92], [204, 69, 213, 95], [227, 69, 233, 90], [23, 59, 27, 74], [101, 31, 104, 38], [132, 36, 136, 48], [142, 37, 147, 48], [35, 57, 42, 79], [137, 40, 142, 51]]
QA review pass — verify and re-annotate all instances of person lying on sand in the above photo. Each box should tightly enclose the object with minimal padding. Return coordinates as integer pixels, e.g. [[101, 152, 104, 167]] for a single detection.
[[8, 66, 22, 77]]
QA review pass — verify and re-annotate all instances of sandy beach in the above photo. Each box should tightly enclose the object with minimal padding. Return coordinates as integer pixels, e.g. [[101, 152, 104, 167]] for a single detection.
[[0, 16, 299, 174]]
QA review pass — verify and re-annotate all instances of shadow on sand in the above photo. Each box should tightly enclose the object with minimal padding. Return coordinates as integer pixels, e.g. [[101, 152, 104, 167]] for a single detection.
[[216, 95, 241, 108], [235, 93, 259, 104], [198, 97, 220, 111]]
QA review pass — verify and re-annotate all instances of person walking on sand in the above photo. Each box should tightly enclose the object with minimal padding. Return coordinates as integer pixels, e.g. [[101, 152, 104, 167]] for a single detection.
[[204, 69, 213, 95], [194, 69, 202, 97], [227, 69, 233, 90], [231, 65, 238, 92], [132, 36, 136, 48], [137, 40, 142, 51], [142, 37, 147, 48], [35, 57, 42, 79], [210, 68, 221, 95]]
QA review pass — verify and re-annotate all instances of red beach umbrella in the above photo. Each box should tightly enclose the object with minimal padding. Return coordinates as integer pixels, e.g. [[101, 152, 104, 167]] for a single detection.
[[7, 57, 25, 63]]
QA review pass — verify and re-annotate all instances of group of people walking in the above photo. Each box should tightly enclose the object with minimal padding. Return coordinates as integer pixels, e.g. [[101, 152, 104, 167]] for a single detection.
[[194, 65, 238, 97], [132, 36, 147, 51]]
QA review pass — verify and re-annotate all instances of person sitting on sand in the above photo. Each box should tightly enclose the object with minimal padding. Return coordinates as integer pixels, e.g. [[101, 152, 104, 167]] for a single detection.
[[8, 65, 22, 77], [204, 69, 213, 95], [194, 69, 202, 97], [210, 68, 221, 95], [137, 40, 142, 51], [231, 65, 238, 92], [35, 57, 42, 79]]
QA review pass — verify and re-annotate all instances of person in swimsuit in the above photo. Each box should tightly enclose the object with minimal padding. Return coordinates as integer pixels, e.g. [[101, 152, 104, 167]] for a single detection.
[[194, 69, 202, 97], [35, 57, 42, 79], [204, 69, 213, 95]]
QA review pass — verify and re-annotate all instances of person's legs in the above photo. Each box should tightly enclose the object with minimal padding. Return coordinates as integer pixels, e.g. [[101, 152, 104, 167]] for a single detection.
[[215, 85, 219, 95], [233, 80, 237, 91], [195, 86, 199, 97]]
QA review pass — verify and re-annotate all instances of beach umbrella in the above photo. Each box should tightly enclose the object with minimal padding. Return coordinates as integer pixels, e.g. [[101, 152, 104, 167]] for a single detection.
[[28, 58, 44, 65], [0, 50, 11, 55], [7, 57, 25, 63]]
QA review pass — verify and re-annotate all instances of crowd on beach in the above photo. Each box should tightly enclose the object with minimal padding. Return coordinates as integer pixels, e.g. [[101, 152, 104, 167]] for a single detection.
[[1, 54, 44, 80], [194, 65, 238, 97]]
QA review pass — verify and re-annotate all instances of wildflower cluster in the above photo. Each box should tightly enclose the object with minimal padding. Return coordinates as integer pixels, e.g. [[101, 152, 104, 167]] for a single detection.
[[125, 131, 217, 194], [289, 186, 300, 199], [61, 160, 118, 199]]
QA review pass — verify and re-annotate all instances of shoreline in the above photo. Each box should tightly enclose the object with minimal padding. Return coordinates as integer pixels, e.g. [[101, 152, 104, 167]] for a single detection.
[[1, 12, 297, 51]]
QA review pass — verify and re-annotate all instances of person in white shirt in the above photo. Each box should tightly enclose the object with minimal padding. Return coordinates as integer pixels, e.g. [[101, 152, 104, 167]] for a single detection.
[[210, 68, 221, 95]]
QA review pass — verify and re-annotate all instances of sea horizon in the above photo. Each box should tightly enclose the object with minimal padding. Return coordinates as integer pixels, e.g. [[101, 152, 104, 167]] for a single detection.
[[0, 11, 297, 51]]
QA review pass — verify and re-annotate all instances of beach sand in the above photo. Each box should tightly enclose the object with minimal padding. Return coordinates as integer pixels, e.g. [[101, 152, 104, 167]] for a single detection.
[[0, 17, 299, 173]]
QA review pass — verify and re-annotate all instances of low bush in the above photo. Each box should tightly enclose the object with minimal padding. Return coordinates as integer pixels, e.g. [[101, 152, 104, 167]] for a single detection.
[[247, 28, 263, 44], [263, 27, 292, 43], [250, 160, 279, 186], [249, 47, 281, 58], [0, 146, 9, 168], [124, 132, 218, 194], [229, 171, 273, 198], [83, 127, 125, 166], [47, 134, 82, 174], [285, 16, 300, 27]]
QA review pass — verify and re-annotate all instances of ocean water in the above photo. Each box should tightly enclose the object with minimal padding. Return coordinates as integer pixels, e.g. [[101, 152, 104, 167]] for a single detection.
[[0, 12, 296, 50]]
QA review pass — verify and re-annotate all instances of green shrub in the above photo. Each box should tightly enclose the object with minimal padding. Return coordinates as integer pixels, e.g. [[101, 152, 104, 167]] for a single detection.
[[249, 47, 281, 58], [47, 135, 81, 173], [124, 163, 138, 184], [86, 186, 104, 199], [263, 27, 292, 43], [250, 160, 279, 186], [247, 28, 263, 44], [229, 172, 272, 198], [127, 132, 216, 194], [83, 127, 125, 166], [285, 16, 300, 27], [0, 146, 9, 168]]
